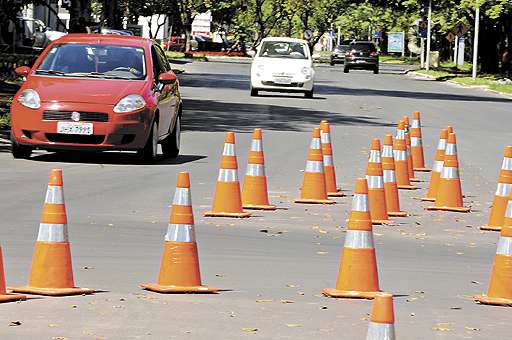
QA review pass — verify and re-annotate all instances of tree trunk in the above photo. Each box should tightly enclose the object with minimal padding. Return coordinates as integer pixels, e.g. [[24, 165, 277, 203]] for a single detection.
[[479, 17, 500, 74]]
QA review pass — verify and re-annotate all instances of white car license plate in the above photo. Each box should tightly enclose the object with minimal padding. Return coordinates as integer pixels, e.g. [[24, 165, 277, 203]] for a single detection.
[[57, 122, 93, 135], [356, 60, 366, 63], [274, 76, 292, 84]]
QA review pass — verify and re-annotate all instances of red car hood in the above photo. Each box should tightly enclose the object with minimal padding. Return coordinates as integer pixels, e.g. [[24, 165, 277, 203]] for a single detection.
[[26, 76, 147, 105]]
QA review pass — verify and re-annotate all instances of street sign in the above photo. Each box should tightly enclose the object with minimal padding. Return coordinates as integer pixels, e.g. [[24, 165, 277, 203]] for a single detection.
[[374, 26, 382, 39], [417, 21, 427, 38], [304, 30, 313, 40], [454, 23, 468, 37], [387, 32, 405, 53], [446, 32, 456, 43]]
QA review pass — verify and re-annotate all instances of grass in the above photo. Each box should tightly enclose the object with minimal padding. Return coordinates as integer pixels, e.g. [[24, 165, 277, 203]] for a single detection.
[[380, 55, 419, 65], [0, 113, 9, 130]]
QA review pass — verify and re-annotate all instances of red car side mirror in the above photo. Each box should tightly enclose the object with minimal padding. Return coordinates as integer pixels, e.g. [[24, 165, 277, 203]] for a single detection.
[[15, 66, 31, 77], [158, 72, 177, 85]]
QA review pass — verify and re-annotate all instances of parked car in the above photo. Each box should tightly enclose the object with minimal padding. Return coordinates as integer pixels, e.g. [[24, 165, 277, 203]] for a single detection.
[[90, 27, 134, 36], [13, 17, 66, 52], [162, 36, 186, 51], [343, 41, 379, 74], [10, 34, 182, 163], [250, 37, 315, 98], [330, 43, 350, 66]]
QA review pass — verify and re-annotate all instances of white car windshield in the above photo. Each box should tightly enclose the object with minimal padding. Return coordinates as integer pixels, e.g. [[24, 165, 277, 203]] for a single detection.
[[36, 43, 146, 80], [258, 41, 308, 60]]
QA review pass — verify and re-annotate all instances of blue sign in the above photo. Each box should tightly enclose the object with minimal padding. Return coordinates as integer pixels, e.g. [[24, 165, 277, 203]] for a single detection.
[[374, 31, 382, 39], [387, 32, 404, 53]]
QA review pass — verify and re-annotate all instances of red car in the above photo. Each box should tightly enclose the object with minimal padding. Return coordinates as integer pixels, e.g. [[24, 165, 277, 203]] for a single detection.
[[11, 34, 182, 162]]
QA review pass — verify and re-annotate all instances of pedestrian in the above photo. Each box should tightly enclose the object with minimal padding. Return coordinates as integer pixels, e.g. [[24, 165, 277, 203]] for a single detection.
[[69, 17, 91, 34]]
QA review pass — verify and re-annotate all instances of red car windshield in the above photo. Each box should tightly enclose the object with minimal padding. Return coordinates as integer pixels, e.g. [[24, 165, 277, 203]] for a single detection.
[[36, 43, 147, 80]]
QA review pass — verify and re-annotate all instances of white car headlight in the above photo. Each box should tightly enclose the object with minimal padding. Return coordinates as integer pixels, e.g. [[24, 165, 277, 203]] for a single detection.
[[113, 94, 146, 113], [18, 89, 40, 109], [301, 67, 312, 76]]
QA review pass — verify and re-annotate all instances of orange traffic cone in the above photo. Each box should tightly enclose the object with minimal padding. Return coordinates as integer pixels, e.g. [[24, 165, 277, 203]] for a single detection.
[[11, 169, 94, 296], [205, 132, 251, 218], [474, 201, 512, 306], [480, 146, 512, 231], [141, 172, 218, 293], [410, 111, 429, 172], [393, 122, 417, 190], [241, 129, 276, 210], [295, 128, 335, 204], [366, 292, 396, 340], [427, 133, 470, 212], [421, 128, 448, 201], [403, 117, 420, 182], [0, 247, 26, 303], [323, 178, 380, 299], [320, 120, 344, 197], [382, 134, 408, 217], [367, 138, 390, 225]]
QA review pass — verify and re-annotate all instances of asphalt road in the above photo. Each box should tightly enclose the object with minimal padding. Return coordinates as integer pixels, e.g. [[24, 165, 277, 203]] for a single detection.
[[1, 61, 511, 339]]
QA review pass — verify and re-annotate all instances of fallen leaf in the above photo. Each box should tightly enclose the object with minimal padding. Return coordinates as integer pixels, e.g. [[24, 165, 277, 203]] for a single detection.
[[242, 328, 258, 333], [316, 251, 328, 255], [450, 306, 462, 310], [286, 324, 302, 328], [432, 328, 451, 331], [9, 321, 21, 326], [48, 323, 59, 328], [255, 299, 273, 303], [471, 280, 481, 285], [465, 326, 480, 331], [280, 299, 294, 304]]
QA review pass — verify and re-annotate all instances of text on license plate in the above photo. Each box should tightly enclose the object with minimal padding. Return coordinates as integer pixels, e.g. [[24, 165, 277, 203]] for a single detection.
[[57, 122, 93, 135], [273, 77, 292, 84]]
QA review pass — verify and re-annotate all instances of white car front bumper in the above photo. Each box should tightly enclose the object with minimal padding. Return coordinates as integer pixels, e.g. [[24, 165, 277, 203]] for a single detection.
[[250, 73, 314, 92]]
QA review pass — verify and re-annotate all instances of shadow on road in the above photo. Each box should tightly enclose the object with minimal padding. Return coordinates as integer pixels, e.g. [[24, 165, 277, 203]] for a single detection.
[[29, 152, 207, 166], [180, 72, 511, 103], [182, 98, 393, 132]]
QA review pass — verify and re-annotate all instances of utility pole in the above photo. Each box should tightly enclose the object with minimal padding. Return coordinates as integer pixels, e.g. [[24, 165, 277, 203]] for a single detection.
[[472, 6, 480, 80], [337, 26, 341, 46], [425, 0, 432, 70]]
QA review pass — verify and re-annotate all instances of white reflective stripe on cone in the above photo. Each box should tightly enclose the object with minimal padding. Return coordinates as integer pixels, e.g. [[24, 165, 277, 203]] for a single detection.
[[250, 139, 263, 152], [165, 224, 196, 242], [366, 175, 384, 189], [366, 322, 396, 340], [45, 185, 64, 204], [352, 194, 369, 212], [320, 131, 330, 144], [382, 146, 393, 158], [310, 138, 321, 149], [437, 139, 447, 150], [37, 223, 68, 242], [305, 160, 324, 173], [433, 160, 444, 173], [395, 130, 405, 139], [445, 143, 457, 156], [218, 169, 238, 182], [411, 119, 420, 128], [344, 230, 374, 249], [502, 157, 512, 170], [369, 150, 381, 163], [410, 137, 422, 147], [496, 236, 512, 256], [441, 166, 459, 179], [223, 143, 235, 156], [505, 200, 512, 218], [496, 183, 512, 197], [383, 170, 396, 183], [173, 188, 192, 206], [246, 164, 265, 176], [323, 155, 333, 166], [393, 150, 407, 161]]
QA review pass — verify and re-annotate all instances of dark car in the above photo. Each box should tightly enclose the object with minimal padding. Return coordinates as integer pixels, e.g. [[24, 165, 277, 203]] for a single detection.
[[330, 44, 350, 66], [344, 41, 379, 74]]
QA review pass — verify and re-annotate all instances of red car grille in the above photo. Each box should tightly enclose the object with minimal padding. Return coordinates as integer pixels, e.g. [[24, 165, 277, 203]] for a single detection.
[[43, 111, 109, 122]]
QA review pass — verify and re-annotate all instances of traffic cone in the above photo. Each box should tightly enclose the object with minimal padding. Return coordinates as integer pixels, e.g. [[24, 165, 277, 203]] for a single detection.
[[480, 146, 512, 231], [421, 128, 448, 201], [323, 178, 380, 299], [403, 117, 420, 182], [382, 134, 407, 217], [205, 132, 251, 218], [366, 138, 390, 225], [0, 247, 26, 303], [11, 169, 94, 296], [393, 122, 417, 190], [474, 202, 512, 306], [366, 292, 396, 340], [410, 111, 429, 172], [320, 120, 344, 197], [295, 127, 335, 204], [241, 129, 276, 210], [427, 133, 470, 212], [141, 172, 218, 293]]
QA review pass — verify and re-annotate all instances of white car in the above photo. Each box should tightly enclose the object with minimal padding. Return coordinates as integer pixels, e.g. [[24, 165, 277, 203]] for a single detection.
[[250, 37, 315, 98]]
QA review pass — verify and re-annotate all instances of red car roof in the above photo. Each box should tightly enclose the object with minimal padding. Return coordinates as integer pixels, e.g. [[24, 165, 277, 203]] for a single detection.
[[52, 33, 152, 47]]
